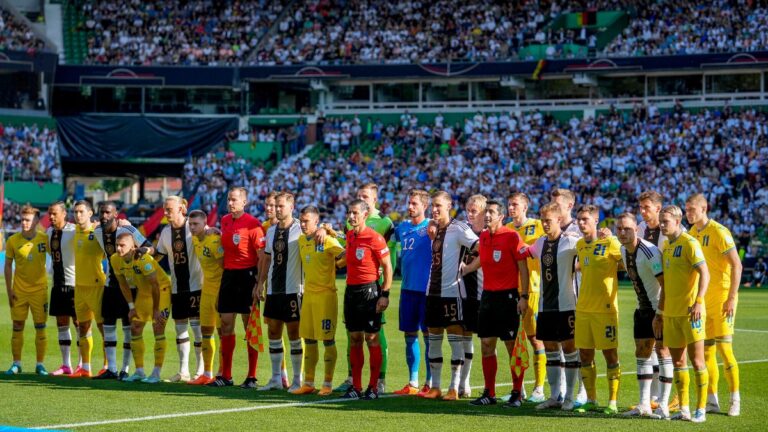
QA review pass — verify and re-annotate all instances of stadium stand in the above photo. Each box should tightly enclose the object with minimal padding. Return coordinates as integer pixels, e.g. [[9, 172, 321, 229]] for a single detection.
[[0, 9, 48, 52], [0, 122, 61, 183]]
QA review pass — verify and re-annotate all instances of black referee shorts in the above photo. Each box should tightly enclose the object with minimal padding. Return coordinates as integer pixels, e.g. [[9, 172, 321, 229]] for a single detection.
[[477, 289, 520, 341], [217, 268, 257, 314], [344, 282, 381, 333]]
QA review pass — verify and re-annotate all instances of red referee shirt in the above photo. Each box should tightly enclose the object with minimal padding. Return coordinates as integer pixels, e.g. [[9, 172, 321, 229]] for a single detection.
[[346, 226, 390, 285], [221, 213, 265, 270], [479, 226, 528, 291]]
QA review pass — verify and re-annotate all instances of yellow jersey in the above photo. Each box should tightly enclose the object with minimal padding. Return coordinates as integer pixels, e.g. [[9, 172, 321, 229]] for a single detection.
[[508, 218, 544, 293], [299, 234, 344, 293], [575, 236, 622, 313], [662, 232, 706, 317], [109, 252, 171, 294], [192, 234, 224, 289], [6, 231, 48, 293], [74, 223, 106, 287], [689, 220, 737, 305]]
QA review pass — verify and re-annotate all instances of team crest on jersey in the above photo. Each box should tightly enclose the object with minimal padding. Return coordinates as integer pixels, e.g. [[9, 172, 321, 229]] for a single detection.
[[233, 233, 241, 245], [305, 254, 311, 263], [274, 240, 286, 252], [543, 253, 553, 266], [355, 248, 365, 260], [493, 250, 502, 262], [51, 239, 60, 250], [173, 239, 185, 252], [78, 239, 83, 248]]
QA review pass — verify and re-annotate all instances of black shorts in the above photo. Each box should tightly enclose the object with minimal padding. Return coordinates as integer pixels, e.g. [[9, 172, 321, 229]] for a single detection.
[[49, 284, 75, 317], [217, 268, 257, 314], [634, 308, 656, 340], [477, 290, 520, 341], [101, 284, 136, 325], [461, 296, 479, 333], [344, 282, 381, 333], [425, 296, 463, 328], [264, 293, 302, 323], [536, 310, 575, 342], [172, 291, 202, 320]]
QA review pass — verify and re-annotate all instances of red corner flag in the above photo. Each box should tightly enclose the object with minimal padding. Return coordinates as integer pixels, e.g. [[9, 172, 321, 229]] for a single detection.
[[245, 301, 264, 352]]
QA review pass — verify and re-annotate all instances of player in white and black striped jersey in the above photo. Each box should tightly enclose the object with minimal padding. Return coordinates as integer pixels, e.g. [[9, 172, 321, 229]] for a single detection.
[[418, 191, 479, 401], [616, 212, 674, 419]]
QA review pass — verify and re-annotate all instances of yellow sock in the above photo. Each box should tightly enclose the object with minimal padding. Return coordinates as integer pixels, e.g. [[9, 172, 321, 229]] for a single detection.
[[80, 335, 93, 369], [154, 335, 166, 368], [323, 341, 337, 384], [131, 335, 145, 369], [202, 335, 215, 374], [694, 368, 709, 411], [304, 341, 319, 385], [607, 363, 621, 403], [674, 367, 691, 409], [581, 362, 597, 401], [717, 341, 739, 393], [535, 350, 547, 388], [34, 326, 47, 363], [704, 341, 718, 395], [11, 328, 23, 361]]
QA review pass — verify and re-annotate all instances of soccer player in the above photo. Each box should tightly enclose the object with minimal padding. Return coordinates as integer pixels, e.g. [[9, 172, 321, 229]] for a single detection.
[[341, 199, 393, 400], [507, 192, 547, 402], [686, 193, 742, 416], [71, 200, 108, 378], [458, 194, 485, 398], [574, 205, 623, 414], [155, 196, 204, 382], [111, 233, 171, 383], [292, 206, 345, 396], [393, 190, 433, 395], [257, 192, 304, 392], [615, 213, 669, 417], [657, 205, 710, 422], [419, 191, 478, 401], [527, 202, 580, 410], [46, 201, 79, 376], [187, 210, 224, 385], [94, 201, 152, 380], [550, 189, 579, 235], [4, 205, 49, 375], [465, 200, 529, 407], [210, 187, 264, 388]]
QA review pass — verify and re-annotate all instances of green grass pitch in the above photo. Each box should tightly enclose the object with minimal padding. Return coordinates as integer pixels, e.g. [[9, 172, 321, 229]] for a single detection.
[[0, 280, 766, 431]]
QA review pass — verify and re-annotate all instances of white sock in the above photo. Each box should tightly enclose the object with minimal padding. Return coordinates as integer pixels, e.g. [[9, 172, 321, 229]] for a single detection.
[[447, 334, 464, 391], [650, 350, 660, 401], [289, 339, 303, 383], [428, 333, 444, 391], [58, 325, 72, 368], [104, 325, 118, 372], [563, 351, 580, 401], [175, 321, 191, 376], [121, 324, 132, 372], [190, 319, 203, 375], [560, 350, 567, 398], [545, 350, 562, 400], [269, 339, 284, 379], [637, 356, 654, 405], [460, 335, 473, 391], [659, 356, 674, 406], [731, 391, 741, 402]]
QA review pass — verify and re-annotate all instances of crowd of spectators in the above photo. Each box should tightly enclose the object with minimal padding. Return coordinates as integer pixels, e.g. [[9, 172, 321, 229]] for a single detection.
[[0, 123, 62, 183], [0, 9, 47, 52], [79, 0, 287, 65]]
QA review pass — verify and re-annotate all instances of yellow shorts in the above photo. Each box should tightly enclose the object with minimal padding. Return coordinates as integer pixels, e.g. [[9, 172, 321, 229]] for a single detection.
[[10, 288, 48, 323], [299, 290, 338, 341], [134, 287, 171, 324], [664, 314, 706, 348], [75, 285, 104, 323], [705, 304, 736, 339], [522, 291, 539, 338], [575, 311, 619, 350], [199, 291, 220, 328]]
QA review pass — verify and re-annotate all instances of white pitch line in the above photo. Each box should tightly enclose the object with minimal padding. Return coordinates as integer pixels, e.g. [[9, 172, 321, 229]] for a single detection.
[[35, 358, 768, 430], [737, 328, 768, 333]]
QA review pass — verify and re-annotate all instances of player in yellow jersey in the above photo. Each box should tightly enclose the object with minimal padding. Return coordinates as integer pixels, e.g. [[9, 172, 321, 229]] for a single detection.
[[187, 210, 224, 385], [685, 193, 742, 417], [70, 200, 107, 377], [4, 205, 49, 375], [507, 192, 546, 403], [573, 205, 623, 414], [111, 232, 171, 384], [657, 205, 710, 423], [291, 206, 345, 396]]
